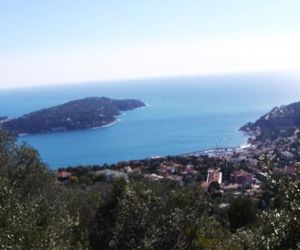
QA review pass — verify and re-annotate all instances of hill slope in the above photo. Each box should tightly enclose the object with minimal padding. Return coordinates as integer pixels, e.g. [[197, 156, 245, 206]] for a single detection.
[[240, 101, 300, 141], [2, 97, 145, 134]]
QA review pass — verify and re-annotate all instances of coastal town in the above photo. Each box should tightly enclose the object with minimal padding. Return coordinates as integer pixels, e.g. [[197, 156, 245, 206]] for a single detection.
[[57, 129, 299, 207], [3, 99, 300, 250]]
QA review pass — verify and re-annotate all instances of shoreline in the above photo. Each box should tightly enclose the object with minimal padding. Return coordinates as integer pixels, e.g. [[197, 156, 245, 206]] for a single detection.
[[180, 140, 253, 158], [92, 120, 119, 130], [15, 102, 148, 137], [181, 147, 237, 157]]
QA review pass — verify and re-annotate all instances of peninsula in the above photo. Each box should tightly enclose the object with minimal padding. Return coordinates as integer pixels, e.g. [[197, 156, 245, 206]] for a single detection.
[[2, 97, 145, 135], [240, 101, 300, 142]]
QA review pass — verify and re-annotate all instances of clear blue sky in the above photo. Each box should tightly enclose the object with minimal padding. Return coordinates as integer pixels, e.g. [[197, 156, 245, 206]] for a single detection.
[[1, 0, 300, 88]]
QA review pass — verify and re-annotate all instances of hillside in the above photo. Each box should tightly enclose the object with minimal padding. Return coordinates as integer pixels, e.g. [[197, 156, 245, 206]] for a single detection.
[[2, 97, 145, 134], [240, 101, 300, 141]]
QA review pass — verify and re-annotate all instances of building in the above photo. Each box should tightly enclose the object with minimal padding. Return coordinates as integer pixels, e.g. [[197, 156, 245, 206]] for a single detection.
[[274, 166, 296, 176], [159, 161, 184, 174], [95, 169, 128, 182], [230, 170, 253, 186], [206, 168, 222, 184], [146, 173, 164, 181], [57, 171, 71, 181]]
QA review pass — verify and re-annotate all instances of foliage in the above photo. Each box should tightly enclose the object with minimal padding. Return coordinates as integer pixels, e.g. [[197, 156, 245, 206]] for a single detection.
[[90, 179, 212, 249], [227, 197, 257, 231], [0, 130, 87, 249], [0, 128, 300, 249]]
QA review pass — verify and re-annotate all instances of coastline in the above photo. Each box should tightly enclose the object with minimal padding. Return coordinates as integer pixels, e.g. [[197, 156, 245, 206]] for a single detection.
[[16, 104, 145, 137], [180, 138, 252, 159], [92, 120, 119, 130], [19, 133, 29, 137], [181, 146, 237, 158], [92, 102, 149, 130]]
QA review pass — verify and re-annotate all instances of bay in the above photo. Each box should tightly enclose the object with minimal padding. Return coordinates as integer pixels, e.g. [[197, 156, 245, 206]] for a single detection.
[[0, 72, 299, 168]]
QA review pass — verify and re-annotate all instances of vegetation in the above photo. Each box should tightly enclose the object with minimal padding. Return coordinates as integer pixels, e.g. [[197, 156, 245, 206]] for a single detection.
[[240, 101, 300, 141], [2, 97, 145, 134], [227, 197, 257, 231], [0, 129, 299, 249]]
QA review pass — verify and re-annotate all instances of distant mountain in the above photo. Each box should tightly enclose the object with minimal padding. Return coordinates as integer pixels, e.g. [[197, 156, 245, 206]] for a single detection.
[[240, 101, 300, 141], [2, 97, 145, 135]]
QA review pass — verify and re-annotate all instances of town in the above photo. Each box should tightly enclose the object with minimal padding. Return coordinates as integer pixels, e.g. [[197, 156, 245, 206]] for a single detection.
[[57, 131, 299, 208]]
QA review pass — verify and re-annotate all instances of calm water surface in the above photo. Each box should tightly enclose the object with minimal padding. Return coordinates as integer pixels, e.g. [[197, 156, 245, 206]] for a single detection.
[[0, 73, 299, 168]]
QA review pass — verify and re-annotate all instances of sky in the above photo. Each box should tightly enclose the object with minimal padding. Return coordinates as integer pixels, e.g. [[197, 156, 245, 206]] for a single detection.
[[0, 0, 300, 88]]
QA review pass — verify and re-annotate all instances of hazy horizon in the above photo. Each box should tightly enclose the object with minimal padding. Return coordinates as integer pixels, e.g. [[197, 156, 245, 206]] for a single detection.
[[1, 70, 300, 91]]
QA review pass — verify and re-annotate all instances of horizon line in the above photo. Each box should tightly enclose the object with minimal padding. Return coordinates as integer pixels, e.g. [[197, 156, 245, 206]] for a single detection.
[[1, 68, 299, 91]]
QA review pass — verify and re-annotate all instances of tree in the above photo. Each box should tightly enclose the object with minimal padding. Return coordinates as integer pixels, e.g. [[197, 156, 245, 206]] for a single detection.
[[227, 197, 257, 231], [90, 179, 211, 250], [89, 178, 127, 249], [208, 181, 221, 193], [0, 130, 79, 249]]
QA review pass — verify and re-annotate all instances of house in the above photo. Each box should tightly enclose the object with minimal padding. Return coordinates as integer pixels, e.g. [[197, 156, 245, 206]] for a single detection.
[[124, 166, 133, 174], [274, 166, 296, 176], [206, 168, 222, 184], [280, 151, 294, 161], [223, 183, 239, 192], [230, 170, 253, 186], [146, 173, 164, 181], [57, 171, 71, 181], [95, 169, 128, 182], [132, 167, 142, 174], [166, 175, 183, 185], [159, 161, 184, 174]]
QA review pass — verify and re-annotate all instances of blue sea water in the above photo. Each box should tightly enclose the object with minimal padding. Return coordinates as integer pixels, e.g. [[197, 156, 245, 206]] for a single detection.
[[0, 73, 299, 169]]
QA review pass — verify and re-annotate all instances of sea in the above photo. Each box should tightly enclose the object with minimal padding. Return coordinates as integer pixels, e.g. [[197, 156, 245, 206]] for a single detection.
[[0, 72, 300, 169]]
